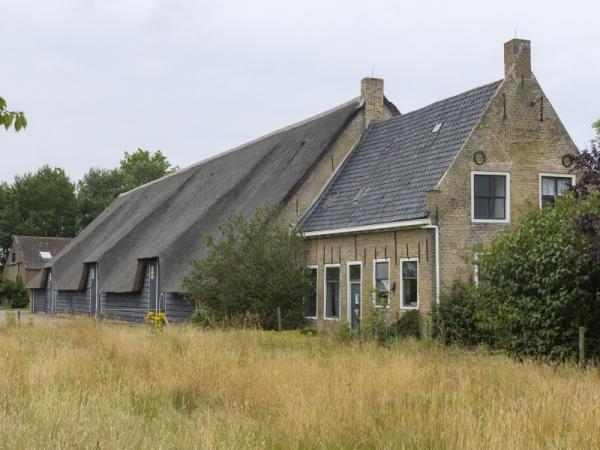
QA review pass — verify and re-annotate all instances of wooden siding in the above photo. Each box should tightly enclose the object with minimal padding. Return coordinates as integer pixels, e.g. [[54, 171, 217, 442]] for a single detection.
[[100, 263, 151, 322], [164, 293, 194, 322]]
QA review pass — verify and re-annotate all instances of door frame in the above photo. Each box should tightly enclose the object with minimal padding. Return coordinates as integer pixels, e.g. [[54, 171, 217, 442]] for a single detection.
[[346, 261, 362, 329], [89, 263, 99, 318], [148, 260, 160, 313]]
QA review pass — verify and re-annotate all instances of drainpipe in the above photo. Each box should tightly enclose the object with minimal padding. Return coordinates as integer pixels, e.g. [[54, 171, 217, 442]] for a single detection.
[[422, 225, 440, 305]]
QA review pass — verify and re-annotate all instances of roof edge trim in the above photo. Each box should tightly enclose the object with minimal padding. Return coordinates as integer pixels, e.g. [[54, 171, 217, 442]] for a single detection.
[[303, 218, 431, 237]]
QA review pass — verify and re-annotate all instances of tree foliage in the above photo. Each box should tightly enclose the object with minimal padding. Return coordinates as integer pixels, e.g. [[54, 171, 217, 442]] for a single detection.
[[434, 194, 600, 360], [0, 166, 78, 263], [182, 204, 311, 330], [77, 168, 124, 228], [120, 149, 177, 192], [0, 277, 28, 308], [77, 148, 177, 228], [0, 96, 27, 132]]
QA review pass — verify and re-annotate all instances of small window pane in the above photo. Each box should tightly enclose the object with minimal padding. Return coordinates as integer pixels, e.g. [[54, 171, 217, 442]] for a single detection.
[[402, 260, 417, 279], [556, 178, 571, 196], [542, 177, 556, 196], [375, 262, 389, 281], [349, 264, 361, 282], [490, 198, 505, 219], [474, 198, 489, 219], [491, 175, 506, 197], [326, 267, 339, 282], [474, 175, 490, 197]]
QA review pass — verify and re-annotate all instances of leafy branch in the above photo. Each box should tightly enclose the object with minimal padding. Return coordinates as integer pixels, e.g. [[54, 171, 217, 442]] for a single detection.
[[0, 97, 27, 131]]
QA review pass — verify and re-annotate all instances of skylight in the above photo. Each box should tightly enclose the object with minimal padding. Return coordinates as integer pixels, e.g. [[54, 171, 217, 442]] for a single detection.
[[40, 251, 52, 259], [353, 186, 369, 203], [432, 122, 443, 133]]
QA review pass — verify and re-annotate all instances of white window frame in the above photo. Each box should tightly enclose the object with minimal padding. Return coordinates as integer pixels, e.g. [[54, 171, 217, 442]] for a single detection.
[[473, 253, 480, 287], [372, 258, 391, 309], [305, 265, 318, 319], [400, 258, 419, 310], [323, 263, 341, 320], [346, 261, 363, 323], [538, 173, 576, 210], [471, 171, 511, 224]]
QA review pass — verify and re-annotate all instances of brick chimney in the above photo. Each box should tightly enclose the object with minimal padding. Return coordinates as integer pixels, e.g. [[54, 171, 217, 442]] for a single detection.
[[360, 77, 384, 128], [504, 38, 532, 80]]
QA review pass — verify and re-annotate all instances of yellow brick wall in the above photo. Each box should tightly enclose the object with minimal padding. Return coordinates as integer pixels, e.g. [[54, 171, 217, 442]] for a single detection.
[[428, 70, 578, 293], [303, 228, 435, 330]]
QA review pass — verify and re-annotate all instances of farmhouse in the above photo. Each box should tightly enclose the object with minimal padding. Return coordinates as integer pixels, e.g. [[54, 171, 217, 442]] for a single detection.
[[29, 39, 577, 327], [2, 235, 71, 291]]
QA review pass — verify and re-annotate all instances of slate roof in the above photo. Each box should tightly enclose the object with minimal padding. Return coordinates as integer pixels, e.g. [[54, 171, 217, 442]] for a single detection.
[[30, 98, 370, 292], [300, 81, 502, 232], [12, 236, 72, 270]]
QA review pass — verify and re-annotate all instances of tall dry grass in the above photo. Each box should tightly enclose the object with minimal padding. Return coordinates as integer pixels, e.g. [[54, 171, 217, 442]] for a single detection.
[[0, 318, 599, 449]]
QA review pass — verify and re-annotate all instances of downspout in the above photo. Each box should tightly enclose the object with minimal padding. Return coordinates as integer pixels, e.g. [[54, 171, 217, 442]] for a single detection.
[[422, 225, 440, 305]]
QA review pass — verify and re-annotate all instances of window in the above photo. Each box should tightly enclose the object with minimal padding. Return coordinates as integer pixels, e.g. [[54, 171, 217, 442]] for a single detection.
[[324, 265, 340, 319], [472, 172, 509, 222], [40, 251, 52, 259], [373, 260, 390, 307], [11, 252, 15, 263], [400, 259, 419, 309], [304, 267, 318, 318], [540, 174, 574, 208], [348, 263, 362, 325]]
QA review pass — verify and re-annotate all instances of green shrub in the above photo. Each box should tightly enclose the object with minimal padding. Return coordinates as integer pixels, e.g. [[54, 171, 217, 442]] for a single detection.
[[182, 204, 310, 330], [434, 193, 600, 361], [0, 277, 28, 309], [388, 310, 422, 339]]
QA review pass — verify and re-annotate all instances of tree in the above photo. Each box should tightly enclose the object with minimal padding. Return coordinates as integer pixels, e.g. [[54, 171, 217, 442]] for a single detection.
[[182, 204, 311, 330], [120, 149, 177, 192], [76, 149, 177, 229], [0, 166, 78, 263], [593, 119, 600, 138], [0, 96, 27, 131], [77, 168, 124, 228]]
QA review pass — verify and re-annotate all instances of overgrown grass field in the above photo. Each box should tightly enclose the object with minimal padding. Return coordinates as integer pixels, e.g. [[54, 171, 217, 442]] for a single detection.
[[1, 319, 599, 449]]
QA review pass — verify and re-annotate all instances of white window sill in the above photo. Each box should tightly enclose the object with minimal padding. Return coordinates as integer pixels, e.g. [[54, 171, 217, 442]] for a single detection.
[[472, 218, 510, 224]]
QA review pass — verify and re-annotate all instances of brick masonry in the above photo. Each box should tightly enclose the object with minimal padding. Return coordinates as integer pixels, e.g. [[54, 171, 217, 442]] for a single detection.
[[302, 39, 578, 330]]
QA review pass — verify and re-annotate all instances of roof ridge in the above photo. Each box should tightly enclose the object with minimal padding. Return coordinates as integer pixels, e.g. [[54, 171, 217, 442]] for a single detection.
[[375, 80, 503, 126], [119, 97, 364, 198]]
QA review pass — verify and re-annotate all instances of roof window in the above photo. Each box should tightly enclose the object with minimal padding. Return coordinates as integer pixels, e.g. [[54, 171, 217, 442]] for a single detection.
[[432, 122, 443, 133], [40, 251, 52, 259], [353, 186, 369, 203], [323, 192, 338, 208]]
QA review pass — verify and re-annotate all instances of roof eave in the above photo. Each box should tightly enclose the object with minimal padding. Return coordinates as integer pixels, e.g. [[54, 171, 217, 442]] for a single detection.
[[302, 218, 431, 237]]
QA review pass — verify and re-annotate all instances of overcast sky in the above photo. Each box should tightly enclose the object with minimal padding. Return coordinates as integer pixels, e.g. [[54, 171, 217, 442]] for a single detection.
[[1, 0, 599, 183]]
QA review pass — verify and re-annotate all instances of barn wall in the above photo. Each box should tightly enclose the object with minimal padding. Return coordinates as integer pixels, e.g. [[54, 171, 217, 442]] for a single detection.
[[32, 288, 48, 312], [100, 264, 150, 322], [164, 293, 194, 322]]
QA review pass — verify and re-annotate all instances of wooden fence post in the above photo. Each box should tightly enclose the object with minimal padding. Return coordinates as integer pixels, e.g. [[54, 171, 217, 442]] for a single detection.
[[277, 306, 282, 332], [579, 326, 586, 369], [17, 310, 21, 325]]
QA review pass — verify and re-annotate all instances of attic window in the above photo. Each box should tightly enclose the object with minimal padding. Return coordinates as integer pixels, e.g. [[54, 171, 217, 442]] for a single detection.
[[353, 186, 369, 203], [40, 251, 52, 259], [323, 192, 338, 208], [432, 122, 443, 134]]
